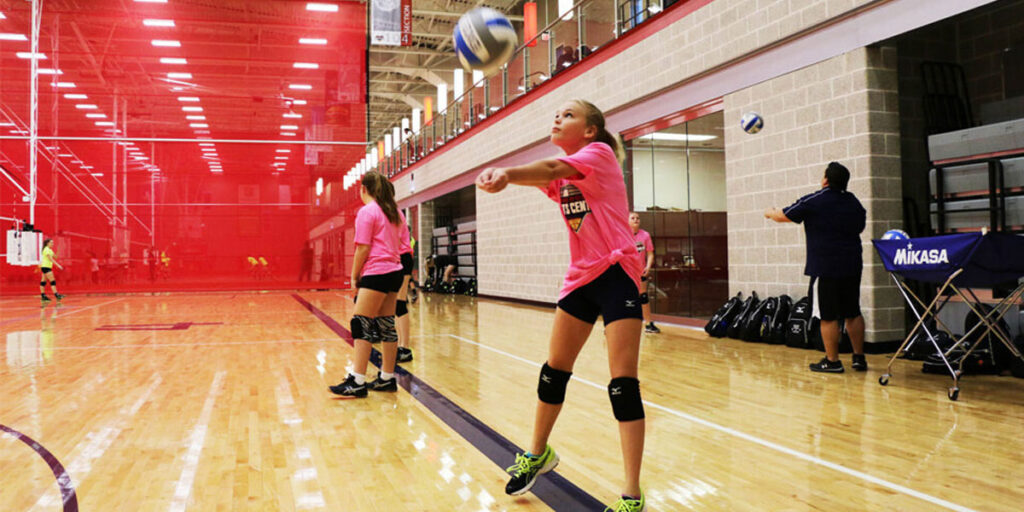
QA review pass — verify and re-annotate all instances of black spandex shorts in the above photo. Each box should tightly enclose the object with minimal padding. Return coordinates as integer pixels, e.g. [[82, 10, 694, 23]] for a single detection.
[[557, 264, 643, 326], [40, 267, 52, 274], [358, 270, 404, 293], [400, 253, 414, 276], [815, 273, 862, 321]]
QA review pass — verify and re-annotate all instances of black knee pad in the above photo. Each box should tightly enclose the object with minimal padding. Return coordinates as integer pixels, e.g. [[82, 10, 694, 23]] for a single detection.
[[396, 300, 408, 317], [639, 293, 649, 305], [40, 281, 47, 286], [537, 362, 572, 405], [50, 280, 57, 286], [350, 315, 374, 340], [608, 377, 644, 422], [375, 316, 397, 342]]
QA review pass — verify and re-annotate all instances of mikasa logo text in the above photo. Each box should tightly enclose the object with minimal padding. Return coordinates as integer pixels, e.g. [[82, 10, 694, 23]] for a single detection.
[[894, 243, 948, 265]]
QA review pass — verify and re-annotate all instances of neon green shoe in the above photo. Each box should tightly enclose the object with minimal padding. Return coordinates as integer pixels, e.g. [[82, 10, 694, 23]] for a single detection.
[[504, 444, 559, 495], [605, 490, 645, 512]]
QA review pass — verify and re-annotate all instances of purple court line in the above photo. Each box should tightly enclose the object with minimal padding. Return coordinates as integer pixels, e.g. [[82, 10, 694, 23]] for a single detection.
[[0, 424, 79, 512], [291, 293, 606, 512]]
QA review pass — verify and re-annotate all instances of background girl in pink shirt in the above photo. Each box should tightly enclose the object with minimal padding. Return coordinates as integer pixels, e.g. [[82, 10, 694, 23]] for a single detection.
[[476, 100, 647, 511], [629, 212, 659, 334], [392, 194, 416, 364], [330, 172, 404, 398]]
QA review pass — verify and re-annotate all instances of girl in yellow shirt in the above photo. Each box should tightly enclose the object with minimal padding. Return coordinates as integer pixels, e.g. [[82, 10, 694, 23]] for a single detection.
[[39, 239, 64, 302]]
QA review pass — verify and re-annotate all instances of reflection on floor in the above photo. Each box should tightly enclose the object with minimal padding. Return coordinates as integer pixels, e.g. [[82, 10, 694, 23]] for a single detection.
[[1, 291, 1022, 511]]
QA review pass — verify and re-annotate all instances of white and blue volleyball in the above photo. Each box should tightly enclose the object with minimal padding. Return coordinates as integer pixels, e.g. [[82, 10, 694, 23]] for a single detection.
[[882, 229, 910, 240], [453, 7, 517, 75], [740, 112, 764, 134]]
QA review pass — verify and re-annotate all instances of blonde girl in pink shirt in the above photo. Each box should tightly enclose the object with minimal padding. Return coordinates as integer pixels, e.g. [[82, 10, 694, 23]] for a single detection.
[[477, 100, 647, 512], [330, 172, 405, 398]]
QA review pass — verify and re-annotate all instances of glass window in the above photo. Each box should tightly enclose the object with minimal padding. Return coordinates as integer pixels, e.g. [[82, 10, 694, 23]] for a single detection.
[[626, 110, 727, 319]]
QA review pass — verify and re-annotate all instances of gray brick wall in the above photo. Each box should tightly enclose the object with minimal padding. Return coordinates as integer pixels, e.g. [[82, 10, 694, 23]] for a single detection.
[[724, 47, 904, 342]]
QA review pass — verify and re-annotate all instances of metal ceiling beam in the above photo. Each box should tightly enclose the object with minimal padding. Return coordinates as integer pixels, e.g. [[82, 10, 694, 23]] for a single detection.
[[414, 9, 523, 21], [370, 66, 448, 87], [369, 47, 449, 57], [369, 92, 424, 110]]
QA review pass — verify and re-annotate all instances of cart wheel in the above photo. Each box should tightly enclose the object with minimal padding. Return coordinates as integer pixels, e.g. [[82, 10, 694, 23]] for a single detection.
[[878, 375, 889, 386], [948, 387, 959, 401]]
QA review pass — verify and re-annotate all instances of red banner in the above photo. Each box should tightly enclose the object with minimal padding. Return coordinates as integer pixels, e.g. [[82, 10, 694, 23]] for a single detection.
[[400, 0, 412, 46]]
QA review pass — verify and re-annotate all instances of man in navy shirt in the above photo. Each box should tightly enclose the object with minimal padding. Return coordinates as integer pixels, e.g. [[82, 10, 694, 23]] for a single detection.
[[765, 162, 867, 373]]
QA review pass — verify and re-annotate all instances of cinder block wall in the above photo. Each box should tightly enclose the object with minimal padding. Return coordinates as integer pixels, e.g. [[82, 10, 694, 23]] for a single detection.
[[724, 47, 904, 342]]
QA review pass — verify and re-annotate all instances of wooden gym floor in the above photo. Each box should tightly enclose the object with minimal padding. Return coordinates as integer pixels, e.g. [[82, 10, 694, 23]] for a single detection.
[[1, 291, 1022, 511]]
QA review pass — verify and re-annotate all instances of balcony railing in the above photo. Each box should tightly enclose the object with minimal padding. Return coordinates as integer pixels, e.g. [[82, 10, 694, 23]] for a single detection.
[[362, 0, 670, 184]]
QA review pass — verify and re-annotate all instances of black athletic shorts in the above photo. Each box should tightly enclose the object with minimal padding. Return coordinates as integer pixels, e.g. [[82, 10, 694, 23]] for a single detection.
[[557, 264, 643, 326], [358, 270, 404, 293], [40, 267, 52, 274], [400, 253, 414, 276], [815, 273, 862, 321]]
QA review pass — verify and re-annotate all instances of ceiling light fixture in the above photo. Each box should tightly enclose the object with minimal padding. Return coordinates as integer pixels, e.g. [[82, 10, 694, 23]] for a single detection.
[[177, 96, 200, 102], [283, 113, 302, 119], [298, 38, 327, 45], [143, 19, 175, 27], [167, 72, 192, 79], [63, 93, 87, 99], [160, 57, 187, 65], [637, 133, 718, 142], [293, 62, 319, 69], [0, 33, 28, 41], [280, 132, 297, 137], [186, 115, 206, 120], [306, 3, 339, 12], [280, 125, 299, 130], [37, 68, 63, 75], [95, 121, 114, 126], [275, 149, 291, 153], [75, 104, 98, 109], [85, 113, 107, 118], [151, 40, 181, 47], [16, 52, 46, 59], [288, 84, 312, 90], [53, 82, 76, 88], [190, 123, 209, 128], [181, 106, 203, 112]]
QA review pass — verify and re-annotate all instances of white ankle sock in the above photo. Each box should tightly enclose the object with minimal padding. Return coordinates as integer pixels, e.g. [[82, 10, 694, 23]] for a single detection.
[[351, 373, 365, 385], [380, 371, 394, 380]]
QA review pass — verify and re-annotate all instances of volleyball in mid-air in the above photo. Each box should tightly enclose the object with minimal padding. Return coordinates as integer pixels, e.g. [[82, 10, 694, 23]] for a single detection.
[[740, 112, 764, 134], [453, 7, 517, 75], [881, 229, 910, 240]]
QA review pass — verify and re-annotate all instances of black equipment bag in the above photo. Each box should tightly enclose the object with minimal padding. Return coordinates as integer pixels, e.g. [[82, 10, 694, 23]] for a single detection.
[[899, 321, 955, 360], [922, 348, 1001, 375], [962, 304, 1012, 371], [705, 292, 743, 338], [767, 295, 792, 344], [1011, 336, 1024, 379], [727, 292, 759, 339], [785, 296, 813, 349], [754, 296, 779, 343], [741, 298, 771, 342]]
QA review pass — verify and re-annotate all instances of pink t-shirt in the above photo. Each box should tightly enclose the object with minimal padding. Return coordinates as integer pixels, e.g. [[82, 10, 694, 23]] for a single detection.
[[354, 201, 403, 277], [398, 210, 412, 255], [543, 142, 644, 300], [633, 229, 652, 260]]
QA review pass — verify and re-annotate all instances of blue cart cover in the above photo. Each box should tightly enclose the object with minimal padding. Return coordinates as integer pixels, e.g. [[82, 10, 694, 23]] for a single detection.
[[873, 232, 1024, 287]]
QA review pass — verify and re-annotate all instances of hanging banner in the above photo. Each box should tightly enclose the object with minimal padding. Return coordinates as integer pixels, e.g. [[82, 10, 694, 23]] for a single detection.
[[400, 0, 412, 46], [371, 0, 408, 46]]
